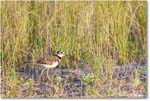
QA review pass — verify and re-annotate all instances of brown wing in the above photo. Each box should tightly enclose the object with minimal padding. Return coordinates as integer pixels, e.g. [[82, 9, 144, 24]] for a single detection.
[[36, 56, 59, 65]]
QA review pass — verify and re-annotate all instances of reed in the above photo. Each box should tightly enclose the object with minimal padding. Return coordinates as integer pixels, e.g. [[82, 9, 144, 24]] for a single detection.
[[1, 1, 146, 97]]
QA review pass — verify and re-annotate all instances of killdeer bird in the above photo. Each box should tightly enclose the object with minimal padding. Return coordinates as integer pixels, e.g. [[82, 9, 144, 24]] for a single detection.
[[37, 51, 65, 80], [24, 51, 65, 81], [36, 51, 65, 69]]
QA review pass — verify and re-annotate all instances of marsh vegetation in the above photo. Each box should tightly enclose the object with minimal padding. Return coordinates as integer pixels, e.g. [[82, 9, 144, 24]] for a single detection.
[[1, 1, 147, 98]]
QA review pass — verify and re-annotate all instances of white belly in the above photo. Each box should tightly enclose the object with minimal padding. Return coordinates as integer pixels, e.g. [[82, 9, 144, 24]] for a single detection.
[[38, 62, 59, 69]]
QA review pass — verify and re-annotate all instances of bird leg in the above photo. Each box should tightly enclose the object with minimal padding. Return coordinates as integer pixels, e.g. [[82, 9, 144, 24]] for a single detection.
[[47, 68, 51, 80], [39, 68, 47, 83], [47, 68, 54, 83]]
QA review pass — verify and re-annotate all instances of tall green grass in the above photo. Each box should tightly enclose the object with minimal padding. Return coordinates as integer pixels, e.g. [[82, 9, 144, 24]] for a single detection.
[[1, 1, 146, 97]]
